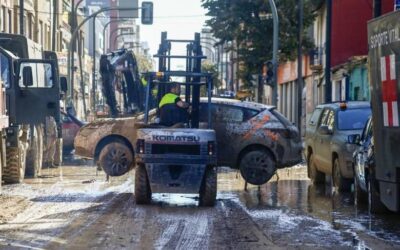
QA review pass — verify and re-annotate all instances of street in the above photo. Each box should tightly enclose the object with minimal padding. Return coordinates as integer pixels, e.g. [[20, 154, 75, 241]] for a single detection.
[[0, 158, 398, 250]]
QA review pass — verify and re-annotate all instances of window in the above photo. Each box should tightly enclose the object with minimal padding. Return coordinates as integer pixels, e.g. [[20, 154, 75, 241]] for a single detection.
[[361, 117, 372, 141], [1, 7, 5, 32], [8, 9, 11, 33], [319, 109, 335, 131], [18, 62, 53, 88], [309, 108, 322, 126], [0, 52, 10, 88], [213, 104, 244, 123], [338, 108, 371, 130], [319, 108, 331, 126], [271, 109, 292, 127], [199, 103, 247, 123], [326, 110, 335, 131], [39, 21, 43, 45]]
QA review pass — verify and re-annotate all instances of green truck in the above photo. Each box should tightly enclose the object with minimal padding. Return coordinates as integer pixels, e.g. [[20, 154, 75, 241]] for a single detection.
[[367, 10, 400, 212]]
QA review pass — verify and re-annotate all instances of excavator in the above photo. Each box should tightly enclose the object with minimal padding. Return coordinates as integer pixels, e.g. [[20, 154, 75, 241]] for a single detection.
[[99, 48, 148, 118]]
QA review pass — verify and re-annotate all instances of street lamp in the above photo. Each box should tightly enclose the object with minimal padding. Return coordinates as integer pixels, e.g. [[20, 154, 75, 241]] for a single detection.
[[268, 0, 279, 106]]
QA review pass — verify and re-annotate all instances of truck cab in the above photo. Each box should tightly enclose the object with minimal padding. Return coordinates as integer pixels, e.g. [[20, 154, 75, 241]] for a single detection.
[[0, 33, 62, 183]]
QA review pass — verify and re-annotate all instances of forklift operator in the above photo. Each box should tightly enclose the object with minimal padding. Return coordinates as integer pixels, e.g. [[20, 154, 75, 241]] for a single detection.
[[159, 83, 190, 126]]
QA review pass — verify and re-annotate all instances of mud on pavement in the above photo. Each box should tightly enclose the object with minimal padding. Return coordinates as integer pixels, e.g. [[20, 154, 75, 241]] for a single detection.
[[0, 164, 399, 249]]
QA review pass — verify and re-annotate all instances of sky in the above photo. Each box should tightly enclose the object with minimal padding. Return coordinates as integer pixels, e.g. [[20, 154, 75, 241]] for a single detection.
[[139, 0, 209, 61]]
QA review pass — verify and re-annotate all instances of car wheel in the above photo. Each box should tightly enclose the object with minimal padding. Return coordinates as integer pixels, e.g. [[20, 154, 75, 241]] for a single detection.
[[332, 158, 352, 192], [99, 142, 134, 176], [308, 154, 325, 184], [353, 165, 367, 205], [239, 149, 276, 185], [135, 163, 152, 204]]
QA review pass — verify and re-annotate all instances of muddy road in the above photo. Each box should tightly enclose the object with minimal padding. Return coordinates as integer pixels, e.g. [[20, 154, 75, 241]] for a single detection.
[[0, 159, 399, 250]]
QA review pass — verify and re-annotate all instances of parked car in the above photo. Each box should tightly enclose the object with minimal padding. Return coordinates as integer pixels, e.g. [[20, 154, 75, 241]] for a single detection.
[[305, 101, 371, 191], [61, 110, 85, 154], [350, 117, 386, 212], [74, 98, 303, 185]]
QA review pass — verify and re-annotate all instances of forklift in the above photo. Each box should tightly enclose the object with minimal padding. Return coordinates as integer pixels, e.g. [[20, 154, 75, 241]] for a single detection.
[[134, 32, 217, 206]]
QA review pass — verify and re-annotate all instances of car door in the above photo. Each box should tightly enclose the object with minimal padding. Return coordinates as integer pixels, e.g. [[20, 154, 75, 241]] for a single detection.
[[314, 108, 334, 173], [199, 103, 246, 166]]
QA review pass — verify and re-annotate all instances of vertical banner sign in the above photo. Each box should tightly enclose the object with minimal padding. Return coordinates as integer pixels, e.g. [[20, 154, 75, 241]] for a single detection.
[[380, 54, 399, 127]]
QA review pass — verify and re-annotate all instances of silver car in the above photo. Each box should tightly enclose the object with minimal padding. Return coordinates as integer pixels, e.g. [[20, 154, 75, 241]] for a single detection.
[[305, 101, 371, 191]]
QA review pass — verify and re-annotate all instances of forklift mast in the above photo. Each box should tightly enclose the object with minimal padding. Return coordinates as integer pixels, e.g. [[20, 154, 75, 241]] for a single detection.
[[150, 32, 210, 128], [99, 49, 144, 117]]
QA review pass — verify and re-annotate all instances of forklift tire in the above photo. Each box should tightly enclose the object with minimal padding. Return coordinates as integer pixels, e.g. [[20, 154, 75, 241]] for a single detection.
[[99, 142, 134, 176], [25, 126, 42, 178], [3, 145, 26, 184], [199, 166, 217, 207], [135, 164, 151, 204]]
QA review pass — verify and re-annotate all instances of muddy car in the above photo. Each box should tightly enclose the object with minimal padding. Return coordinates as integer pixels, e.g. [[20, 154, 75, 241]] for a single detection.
[[61, 111, 85, 154], [74, 99, 302, 184], [305, 101, 371, 191], [199, 98, 303, 184]]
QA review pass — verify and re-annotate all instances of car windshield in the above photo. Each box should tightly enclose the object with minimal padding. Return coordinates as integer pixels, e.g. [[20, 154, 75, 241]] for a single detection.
[[338, 108, 371, 130]]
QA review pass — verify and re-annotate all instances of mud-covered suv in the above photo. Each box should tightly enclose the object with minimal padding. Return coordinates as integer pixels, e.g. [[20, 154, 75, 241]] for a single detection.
[[305, 101, 371, 191]]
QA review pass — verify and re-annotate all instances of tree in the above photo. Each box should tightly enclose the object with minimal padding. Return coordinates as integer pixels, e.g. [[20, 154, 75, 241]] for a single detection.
[[202, 0, 316, 86], [201, 61, 222, 96], [136, 53, 154, 72]]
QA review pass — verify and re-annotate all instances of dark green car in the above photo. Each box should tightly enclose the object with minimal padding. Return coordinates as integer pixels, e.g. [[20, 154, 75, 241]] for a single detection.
[[305, 101, 371, 191]]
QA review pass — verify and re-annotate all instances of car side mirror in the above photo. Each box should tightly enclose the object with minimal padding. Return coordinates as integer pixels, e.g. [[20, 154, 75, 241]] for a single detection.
[[60, 76, 68, 92], [348, 134, 361, 145], [318, 125, 332, 135], [22, 66, 33, 87]]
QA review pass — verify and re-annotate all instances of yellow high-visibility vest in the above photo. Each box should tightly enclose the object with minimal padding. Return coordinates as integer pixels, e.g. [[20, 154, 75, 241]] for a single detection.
[[159, 93, 179, 108]]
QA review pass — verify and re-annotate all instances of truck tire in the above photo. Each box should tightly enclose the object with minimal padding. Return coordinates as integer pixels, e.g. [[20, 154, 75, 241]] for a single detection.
[[3, 144, 26, 184], [199, 166, 217, 206], [99, 142, 133, 176], [367, 177, 386, 214], [239, 149, 276, 185], [25, 125, 42, 178], [134, 164, 151, 204], [308, 154, 325, 184], [333, 158, 352, 192]]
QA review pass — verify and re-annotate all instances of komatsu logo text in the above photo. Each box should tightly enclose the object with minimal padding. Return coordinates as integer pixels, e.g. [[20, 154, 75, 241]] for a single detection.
[[152, 135, 200, 142]]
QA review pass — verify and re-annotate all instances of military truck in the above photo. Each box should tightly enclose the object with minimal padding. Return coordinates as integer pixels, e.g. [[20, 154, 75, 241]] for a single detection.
[[0, 49, 9, 189], [366, 10, 400, 212], [0, 33, 64, 183]]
